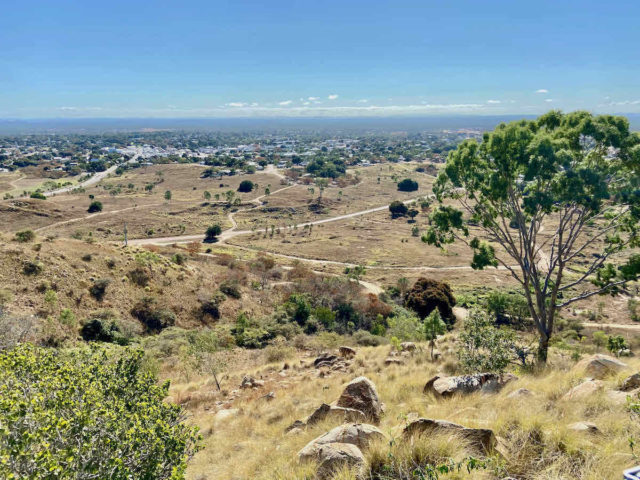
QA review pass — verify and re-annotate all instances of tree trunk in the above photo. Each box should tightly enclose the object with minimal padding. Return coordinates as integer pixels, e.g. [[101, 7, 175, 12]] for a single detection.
[[537, 333, 549, 364]]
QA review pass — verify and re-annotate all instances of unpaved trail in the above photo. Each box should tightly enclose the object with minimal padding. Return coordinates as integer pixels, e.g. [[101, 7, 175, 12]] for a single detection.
[[44, 165, 118, 197], [130, 195, 423, 246]]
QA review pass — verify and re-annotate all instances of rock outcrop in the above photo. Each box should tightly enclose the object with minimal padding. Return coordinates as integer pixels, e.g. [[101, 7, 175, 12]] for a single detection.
[[424, 373, 518, 398], [621, 373, 640, 391], [336, 376, 384, 424], [402, 418, 496, 454], [306, 403, 366, 427], [299, 423, 387, 455], [572, 354, 628, 379], [561, 379, 604, 400], [299, 442, 365, 480]]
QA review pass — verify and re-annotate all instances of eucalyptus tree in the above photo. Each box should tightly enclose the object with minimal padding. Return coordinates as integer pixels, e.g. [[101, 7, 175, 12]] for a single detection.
[[423, 111, 640, 362]]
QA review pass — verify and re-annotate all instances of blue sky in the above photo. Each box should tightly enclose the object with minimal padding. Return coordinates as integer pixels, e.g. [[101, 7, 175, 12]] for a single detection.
[[1, 0, 639, 118]]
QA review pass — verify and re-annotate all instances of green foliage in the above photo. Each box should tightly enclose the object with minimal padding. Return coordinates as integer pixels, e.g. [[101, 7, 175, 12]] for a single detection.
[[80, 317, 129, 345], [29, 191, 46, 200], [608, 335, 629, 356], [204, 224, 222, 243], [592, 330, 608, 351], [457, 310, 525, 373], [344, 264, 366, 282], [131, 297, 176, 332], [0, 344, 200, 479], [485, 289, 530, 327], [385, 308, 425, 342], [389, 200, 408, 218], [14, 230, 35, 243], [424, 111, 640, 363], [171, 252, 187, 265], [237, 180, 254, 192], [424, 309, 446, 360], [87, 200, 103, 213], [89, 278, 111, 301], [22, 260, 44, 276], [397, 178, 419, 192], [231, 312, 301, 349]]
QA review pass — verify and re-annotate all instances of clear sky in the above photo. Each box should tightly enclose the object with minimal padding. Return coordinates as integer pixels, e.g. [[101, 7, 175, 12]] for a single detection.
[[1, 0, 639, 118]]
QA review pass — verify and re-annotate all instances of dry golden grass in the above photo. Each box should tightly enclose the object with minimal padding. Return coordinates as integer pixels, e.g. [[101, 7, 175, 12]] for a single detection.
[[174, 344, 640, 480]]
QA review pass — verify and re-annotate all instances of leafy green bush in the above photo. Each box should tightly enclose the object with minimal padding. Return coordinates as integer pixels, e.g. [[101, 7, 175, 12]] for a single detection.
[[80, 317, 129, 345], [352, 329, 388, 346], [231, 312, 301, 348], [22, 260, 44, 276], [389, 200, 408, 218], [397, 178, 419, 192], [131, 297, 176, 332], [457, 310, 531, 373], [87, 200, 103, 213], [237, 180, 254, 192], [14, 230, 35, 243], [29, 191, 46, 200], [89, 278, 111, 301], [172, 252, 187, 265], [0, 344, 200, 479]]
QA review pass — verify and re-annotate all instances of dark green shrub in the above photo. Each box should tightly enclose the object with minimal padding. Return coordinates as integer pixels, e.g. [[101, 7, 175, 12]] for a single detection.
[[237, 180, 254, 193], [171, 253, 187, 265], [131, 297, 176, 332], [204, 224, 222, 243], [405, 277, 456, 327], [23, 261, 44, 276], [89, 278, 111, 301], [127, 267, 151, 287], [80, 317, 128, 345], [15, 230, 35, 243], [0, 344, 200, 479], [397, 178, 419, 192], [389, 200, 408, 218], [87, 201, 103, 213], [30, 191, 46, 200]]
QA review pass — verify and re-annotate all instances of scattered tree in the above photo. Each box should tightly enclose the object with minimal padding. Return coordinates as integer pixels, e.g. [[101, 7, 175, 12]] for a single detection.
[[204, 224, 222, 243], [397, 178, 419, 192], [405, 277, 457, 327], [238, 180, 254, 193], [389, 200, 408, 218], [424, 111, 640, 363], [424, 309, 446, 360], [87, 201, 103, 213]]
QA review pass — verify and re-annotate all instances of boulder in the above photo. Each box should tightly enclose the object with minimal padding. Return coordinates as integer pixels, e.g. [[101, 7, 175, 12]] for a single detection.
[[337, 376, 384, 424], [561, 379, 604, 401], [621, 373, 640, 391], [306, 403, 366, 427], [568, 421, 600, 434], [299, 442, 365, 480], [507, 388, 535, 399], [402, 418, 496, 454], [299, 423, 387, 455], [400, 342, 417, 352], [572, 354, 628, 379], [384, 357, 404, 366], [314, 352, 350, 370], [424, 373, 518, 398], [240, 376, 264, 389], [286, 419, 306, 432], [339, 346, 357, 359]]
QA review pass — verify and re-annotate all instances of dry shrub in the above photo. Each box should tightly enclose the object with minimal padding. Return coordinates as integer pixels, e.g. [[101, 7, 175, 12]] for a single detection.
[[287, 261, 313, 280]]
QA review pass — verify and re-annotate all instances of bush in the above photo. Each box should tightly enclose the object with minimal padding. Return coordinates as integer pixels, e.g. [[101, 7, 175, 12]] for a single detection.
[[385, 308, 425, 342], [87, 201, 103, 213], [238, 180, 254, 193], [352, 330, 388, 346], [231, 312, 301, 349], [405, 277, 457, 326], [30, 191, 46, 200], [397, 178, 419, 192], [127, 267, 151, 287], [172, 252, 187, 265], [89, 278, 111, 301], [0, 344, 200, 479], [80, 317, 128, 345], [220, 281, 242, 299], [15, 230, 35, 243], [131, 297, 176, 332], [198, 292, 225, 322], [457, 309, 531, 373], [22, 261, 44, 276], [204, 224, 222, 243], [389, 200, 408, 218]]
